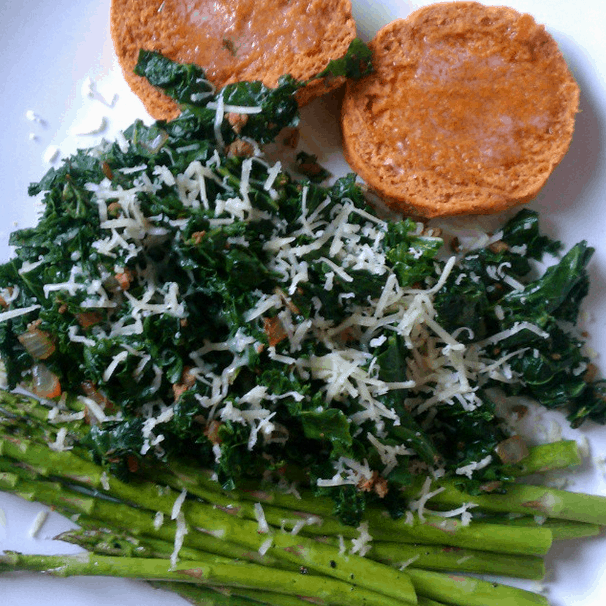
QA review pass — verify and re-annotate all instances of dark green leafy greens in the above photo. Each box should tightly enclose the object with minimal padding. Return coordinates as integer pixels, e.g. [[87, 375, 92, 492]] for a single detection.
[[0, 54, 603, 526]]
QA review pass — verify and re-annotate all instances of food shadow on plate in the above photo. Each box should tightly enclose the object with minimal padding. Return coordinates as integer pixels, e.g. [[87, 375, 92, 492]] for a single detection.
[[531, 31, 605, 222]]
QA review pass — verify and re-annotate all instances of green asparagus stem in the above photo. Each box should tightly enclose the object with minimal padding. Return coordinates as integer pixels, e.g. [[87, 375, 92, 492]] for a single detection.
[[361, 511, 552, 556], [400, 478, 606, 525], [406, 568, 549, 606], [0, 466, 417, 605], [168, 439, 582, 514], [503, 440, 582, 477], [60, 527, 310, 606], [143, 460, 552, 556], [0, 469, 288, 569], [57, 527, 217, 562], [365, 541, 545, 579], [0, 552, 414, 606], [416, 599, 449, 606], [0, 433, 553, 558], [60, 513, 545, 585], [490, 515, 602, 540]]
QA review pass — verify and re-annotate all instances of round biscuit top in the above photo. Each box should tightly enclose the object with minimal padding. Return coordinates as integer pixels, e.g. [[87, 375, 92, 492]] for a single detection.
[[111, 0, 356, 121], [340, 1, 580, 218]]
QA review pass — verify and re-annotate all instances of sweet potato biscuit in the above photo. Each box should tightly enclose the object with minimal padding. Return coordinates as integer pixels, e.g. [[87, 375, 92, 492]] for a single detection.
[[111, 0, 356, 120], [340, 2, 580, 217]]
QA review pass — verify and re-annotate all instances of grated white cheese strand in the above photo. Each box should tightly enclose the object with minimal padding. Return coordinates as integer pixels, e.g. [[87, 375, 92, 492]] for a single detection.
[[206, 102, 263, 114], [48, 427, 72, 452], [350, 521, 373, 557], [455, 455, 493, 479], [78, 395, 107, 423], [398, 555, 421, 571], [409, 477, 447, 522], [213, 92, 225, 148], [258, 537, 274, 556], [254, 502, 270, 534], [28, 510, 49, 538], [0, 305, 41, 323], [153, 511, 165, 530], [170, 511, 188, 569], [171, 489, 188, 520]]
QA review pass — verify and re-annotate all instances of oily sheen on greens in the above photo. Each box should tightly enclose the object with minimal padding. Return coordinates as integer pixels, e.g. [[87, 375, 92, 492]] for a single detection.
[[0, 50, 604, 528]]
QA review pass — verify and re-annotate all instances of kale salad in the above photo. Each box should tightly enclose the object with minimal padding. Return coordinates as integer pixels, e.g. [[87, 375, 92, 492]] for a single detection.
[[0, 50, 604, 527]]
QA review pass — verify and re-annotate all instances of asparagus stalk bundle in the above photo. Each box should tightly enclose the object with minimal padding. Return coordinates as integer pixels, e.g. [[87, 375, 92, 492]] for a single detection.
[[1, 390, 605, 606]]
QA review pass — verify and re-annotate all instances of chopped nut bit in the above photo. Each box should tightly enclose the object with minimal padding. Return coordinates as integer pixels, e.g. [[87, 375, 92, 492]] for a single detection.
[[76, 311, 103, 329], [479, 481, 503, 493], [264, 316, 288, 347], [226, 112, 249, 134], [511, 404, 529, 420], [107, 202, 122, 217], [173, 366, 197, 400], [204, 420, 223, 445], [102, 161, 114, 180], [226, 139, 255, 158], [115, 268, 134, 291], [489, 240, 510, 254], [357, 470, 389, 497], [127, 455, 139, 473], [296, 155, 328, 179], [191, 231, 206, 245]]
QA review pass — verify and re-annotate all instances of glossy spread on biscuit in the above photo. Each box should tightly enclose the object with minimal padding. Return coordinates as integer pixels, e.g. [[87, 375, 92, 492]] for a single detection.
[[166, 0, 324, 84], [386, 19, 562, 172]]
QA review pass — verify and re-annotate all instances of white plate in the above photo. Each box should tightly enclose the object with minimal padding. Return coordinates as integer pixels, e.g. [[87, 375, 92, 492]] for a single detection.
[[1, 1, 605, 605]]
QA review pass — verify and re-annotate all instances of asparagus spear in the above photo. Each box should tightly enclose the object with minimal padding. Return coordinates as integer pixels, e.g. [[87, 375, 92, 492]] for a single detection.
[[0, 432, 553, 557], [0, 390, 597, 606], [487, 516, 602, 540], [365, 541, 545, 579], [0, 551, 414, 606], [58, 528, 313, 606], [0, 466, 417, 605], [406, 568, 549, 606], [0, 469, 289, 569], [59, 517, 545, 582], [503, 440, 582, 477], [400, 477, 606, 525]]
